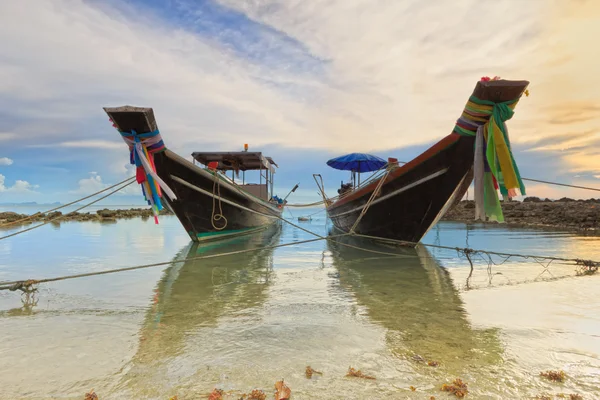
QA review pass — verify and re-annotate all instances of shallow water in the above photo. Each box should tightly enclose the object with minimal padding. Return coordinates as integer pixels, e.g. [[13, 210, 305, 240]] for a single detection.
[[0, 209, 599, 399]]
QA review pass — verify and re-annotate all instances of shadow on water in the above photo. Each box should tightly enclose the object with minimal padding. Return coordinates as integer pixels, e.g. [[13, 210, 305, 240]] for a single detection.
[[326, 231, 505, 375], [116, 223, 283, 394]]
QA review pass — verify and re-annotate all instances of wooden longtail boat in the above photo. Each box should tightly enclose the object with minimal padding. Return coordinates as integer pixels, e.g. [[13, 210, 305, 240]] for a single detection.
[[103, 106, 284, 242], [322, 78, 529, 244]]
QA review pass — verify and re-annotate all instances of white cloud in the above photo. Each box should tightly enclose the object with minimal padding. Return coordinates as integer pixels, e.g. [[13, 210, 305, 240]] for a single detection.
[[70, 171, 140, 196], [70, 172, 105, 195], [0, 0, 550, 153], [0, 174, 39, 193], [213, 0, 600, 168], [29, 140, 124, 150], [0, 133, 16, 141], [1, 0, 600, 205], [105, 161, 137, 177], [0, 157, 13, 166], [0, 0, 318, 150], [119, 183, 142, 196]]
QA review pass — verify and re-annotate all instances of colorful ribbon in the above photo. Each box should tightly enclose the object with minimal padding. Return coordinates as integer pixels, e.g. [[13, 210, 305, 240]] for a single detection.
[[111, 123, 177, 224], [453, 87, 526, 222]]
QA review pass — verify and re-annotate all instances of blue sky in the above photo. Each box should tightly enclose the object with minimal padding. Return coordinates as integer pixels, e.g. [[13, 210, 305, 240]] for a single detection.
[[1, 0, 600, 205]]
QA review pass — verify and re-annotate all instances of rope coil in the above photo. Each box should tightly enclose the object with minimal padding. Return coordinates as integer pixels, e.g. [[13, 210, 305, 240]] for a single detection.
[[211, 171, 228, 230], [4, 280, 39, 293]]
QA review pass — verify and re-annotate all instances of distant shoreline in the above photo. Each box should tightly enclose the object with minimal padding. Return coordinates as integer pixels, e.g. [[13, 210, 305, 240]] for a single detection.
[[1, 198, 599, 234], [443, 198, 600, 234], [0, 208, 172, 225]]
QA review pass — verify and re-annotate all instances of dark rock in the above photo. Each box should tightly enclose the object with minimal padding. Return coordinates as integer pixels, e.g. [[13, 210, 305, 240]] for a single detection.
[[0, 212, 27, 223], [97, 209, 117, 218], [1, 207, 174, 225], [45, 211, 63, 220], [523, 196, 542, 202]]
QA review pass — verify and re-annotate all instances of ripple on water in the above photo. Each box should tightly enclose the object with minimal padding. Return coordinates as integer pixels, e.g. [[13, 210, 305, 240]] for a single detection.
[[0, 218, 599, 398]]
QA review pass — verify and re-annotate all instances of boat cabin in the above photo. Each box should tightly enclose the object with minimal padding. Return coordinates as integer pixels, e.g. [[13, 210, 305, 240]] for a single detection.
[[191, 151, 278, 202]]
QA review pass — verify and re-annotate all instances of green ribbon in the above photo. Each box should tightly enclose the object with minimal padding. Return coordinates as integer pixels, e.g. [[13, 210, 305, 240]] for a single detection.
[[455, 94, 526, 222], [469, 96, 526, 197]]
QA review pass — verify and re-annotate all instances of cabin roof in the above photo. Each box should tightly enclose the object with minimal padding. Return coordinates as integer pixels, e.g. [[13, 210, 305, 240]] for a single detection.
[[191, 151, 278, 172]]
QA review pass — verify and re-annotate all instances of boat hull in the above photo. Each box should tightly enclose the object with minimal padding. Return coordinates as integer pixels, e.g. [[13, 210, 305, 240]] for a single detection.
[[326, 78, 529, 245], [327, 134, 474, 244], [154, 150, 283, 242]]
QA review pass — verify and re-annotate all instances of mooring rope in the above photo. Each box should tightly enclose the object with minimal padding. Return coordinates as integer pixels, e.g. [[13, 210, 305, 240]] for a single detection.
[[0, 205, 444, 294], [284, 161, 600, 210], [521, 178, 600, 193], [277, 178, 600, 291], [2, 212, 597, 294], [2, 166, 599, 294], [0, 177, 136, 228], [274, 207, 445, 261], [352, 232, 600, 267], [286, 200, 328, 208], [0, 179, 136, 242], [0, 234, 347, 292], [349, 168, 392, 234]]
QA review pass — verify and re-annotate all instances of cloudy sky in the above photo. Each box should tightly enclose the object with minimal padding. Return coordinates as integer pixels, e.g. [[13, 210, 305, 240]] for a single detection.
[[0, 0, 599, 204]]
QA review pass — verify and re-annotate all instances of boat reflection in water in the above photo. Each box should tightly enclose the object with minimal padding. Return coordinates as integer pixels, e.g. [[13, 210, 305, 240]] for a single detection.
[[116, 223, 282, 396], [326, 231, 504, 374]]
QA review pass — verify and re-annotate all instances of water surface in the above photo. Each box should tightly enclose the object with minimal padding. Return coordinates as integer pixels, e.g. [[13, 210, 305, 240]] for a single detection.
[[1, 210, 599, 399]]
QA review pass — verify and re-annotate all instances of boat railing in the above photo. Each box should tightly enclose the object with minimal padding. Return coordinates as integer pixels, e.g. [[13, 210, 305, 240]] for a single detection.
[[203, 167, 278, 204], [328, 161, 405, 205]]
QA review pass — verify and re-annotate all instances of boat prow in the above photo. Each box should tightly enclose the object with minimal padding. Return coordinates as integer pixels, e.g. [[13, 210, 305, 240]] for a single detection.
[[103, 106, 284, 242], [324, 78, 530, 245]]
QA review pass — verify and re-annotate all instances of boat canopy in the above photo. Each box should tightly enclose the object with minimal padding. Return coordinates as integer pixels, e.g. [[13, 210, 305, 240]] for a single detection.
[[326, 153, 386, 173], [192, 151, 277, 174]]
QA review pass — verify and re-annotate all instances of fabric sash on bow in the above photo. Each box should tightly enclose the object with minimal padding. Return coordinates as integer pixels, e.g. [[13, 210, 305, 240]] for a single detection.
[[454, 94, 526, 222], [119, 129, 177, 224]]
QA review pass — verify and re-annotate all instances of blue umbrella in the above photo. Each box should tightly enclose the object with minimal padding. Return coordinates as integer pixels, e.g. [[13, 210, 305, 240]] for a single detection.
[[326, 153, 387, 173]]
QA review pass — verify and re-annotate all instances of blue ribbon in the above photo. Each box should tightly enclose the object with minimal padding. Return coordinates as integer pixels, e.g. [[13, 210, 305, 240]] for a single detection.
[[119, 129, 160, 138], [122, 129, 165, 211]]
